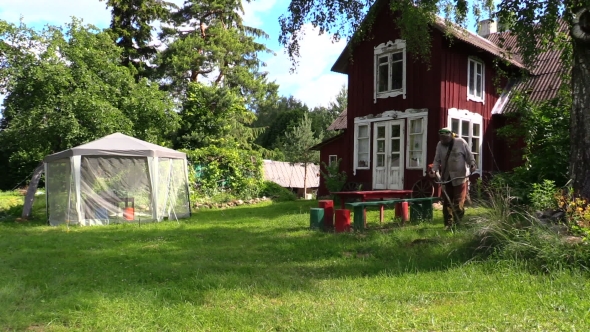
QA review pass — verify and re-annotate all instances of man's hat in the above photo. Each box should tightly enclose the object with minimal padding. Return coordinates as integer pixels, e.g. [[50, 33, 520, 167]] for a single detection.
[[438, 127, 452, 134]]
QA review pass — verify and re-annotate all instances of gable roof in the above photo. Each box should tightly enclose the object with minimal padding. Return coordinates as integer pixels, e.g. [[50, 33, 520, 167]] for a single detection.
[[488, 20, 568, 114], [331, 12, 525, 74], [44, 133, 186, 162], [326, 108, 347, 131], [263, 160, 320, 188]]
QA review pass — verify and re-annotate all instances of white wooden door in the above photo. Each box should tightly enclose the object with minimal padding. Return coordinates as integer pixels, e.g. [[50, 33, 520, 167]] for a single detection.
[[387, 121, 404, 189], [372, 120, 405, 190], [373, 122, 388, 189]]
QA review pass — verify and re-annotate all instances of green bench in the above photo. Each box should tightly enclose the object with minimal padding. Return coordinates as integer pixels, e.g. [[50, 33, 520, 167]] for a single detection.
[[345, 197, 442, 231], [345, 199, 402, 231]]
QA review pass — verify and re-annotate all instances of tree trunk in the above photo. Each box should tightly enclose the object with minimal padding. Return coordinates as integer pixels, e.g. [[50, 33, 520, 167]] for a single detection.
[[570, 9, 590, 198], [22, 163, 44, 220]]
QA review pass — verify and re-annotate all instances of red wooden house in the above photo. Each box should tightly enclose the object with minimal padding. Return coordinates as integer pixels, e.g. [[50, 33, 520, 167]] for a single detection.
[[312, 5, 564, 196]]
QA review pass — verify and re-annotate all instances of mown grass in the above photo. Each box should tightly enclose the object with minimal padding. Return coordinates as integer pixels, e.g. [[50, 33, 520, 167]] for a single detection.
[[1, 194, 590, 331]]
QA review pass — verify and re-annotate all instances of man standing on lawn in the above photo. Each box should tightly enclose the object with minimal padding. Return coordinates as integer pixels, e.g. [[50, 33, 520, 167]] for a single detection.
[[430, 127, 477, 229]]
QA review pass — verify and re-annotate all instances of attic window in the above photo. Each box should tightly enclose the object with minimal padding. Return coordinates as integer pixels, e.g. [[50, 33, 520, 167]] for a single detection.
[[467, 57, 485, 103], [374, 40, 407, 102]]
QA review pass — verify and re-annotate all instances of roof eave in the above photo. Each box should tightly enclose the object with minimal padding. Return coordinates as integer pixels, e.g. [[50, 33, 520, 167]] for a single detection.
[[310, 132, 345, 151], [330, 13, 526, 74], [331, 47, 351, 74]]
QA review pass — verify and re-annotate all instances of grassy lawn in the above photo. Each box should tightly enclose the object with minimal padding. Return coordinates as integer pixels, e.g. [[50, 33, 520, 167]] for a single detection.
[[1, 194, 589, 331]]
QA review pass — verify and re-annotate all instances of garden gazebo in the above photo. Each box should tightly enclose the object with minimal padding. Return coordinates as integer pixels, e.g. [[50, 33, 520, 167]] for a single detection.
[[44, 133, 191, 226]]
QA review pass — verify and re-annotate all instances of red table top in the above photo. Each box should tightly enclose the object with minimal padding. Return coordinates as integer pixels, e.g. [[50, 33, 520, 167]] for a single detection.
[[331, 190, 413, 197], [330, 190, 414, 209]]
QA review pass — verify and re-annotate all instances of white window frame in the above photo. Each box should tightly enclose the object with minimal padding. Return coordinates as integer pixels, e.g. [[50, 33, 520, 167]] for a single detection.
[[353, 123, 371, 174], [328, 155, 338, 166], [467, 57, 485, 104], [406, 115, 428, 171], [447, 108, 483, 171], [374, 39, 407, 103]]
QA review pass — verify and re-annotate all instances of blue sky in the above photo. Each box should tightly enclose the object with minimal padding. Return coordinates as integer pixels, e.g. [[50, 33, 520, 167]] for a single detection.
[[0, 0, 349, 108], [0, 0, 489, 108]]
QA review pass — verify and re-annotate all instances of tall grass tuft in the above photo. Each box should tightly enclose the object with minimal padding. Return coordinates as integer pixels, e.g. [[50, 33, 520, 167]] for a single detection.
[[469, 186, 590, 273]]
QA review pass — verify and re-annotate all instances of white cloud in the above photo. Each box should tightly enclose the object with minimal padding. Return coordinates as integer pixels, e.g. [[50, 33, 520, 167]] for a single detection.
[[242, 0, 278, 28], [0, 0, 111, 27], [264, 24, 348, 108]]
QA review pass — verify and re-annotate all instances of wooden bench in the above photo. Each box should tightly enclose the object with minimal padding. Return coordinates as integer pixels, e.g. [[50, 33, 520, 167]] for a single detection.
[[400, 197, 442, 222], [345, 197, 442, 231], [345, 199, 402, 231]]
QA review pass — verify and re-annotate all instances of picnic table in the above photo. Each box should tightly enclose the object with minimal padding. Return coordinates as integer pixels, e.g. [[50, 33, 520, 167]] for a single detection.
[[332, 190, 413, 230], [343, 196, 442, 231]]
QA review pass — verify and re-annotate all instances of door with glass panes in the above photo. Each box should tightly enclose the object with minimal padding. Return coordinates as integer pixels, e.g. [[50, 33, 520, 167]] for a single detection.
[[373, 120, 405, 189]]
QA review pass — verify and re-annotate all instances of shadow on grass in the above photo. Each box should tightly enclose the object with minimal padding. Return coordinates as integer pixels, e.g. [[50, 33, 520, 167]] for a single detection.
[[0, 200, 480, 322]]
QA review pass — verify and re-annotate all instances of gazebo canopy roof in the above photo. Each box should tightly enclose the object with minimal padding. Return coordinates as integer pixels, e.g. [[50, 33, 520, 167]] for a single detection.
[[44, 133, 186, 162]]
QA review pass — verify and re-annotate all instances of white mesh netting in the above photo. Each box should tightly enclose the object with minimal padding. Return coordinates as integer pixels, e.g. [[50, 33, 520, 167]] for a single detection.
[[46, 156, 190, 226]]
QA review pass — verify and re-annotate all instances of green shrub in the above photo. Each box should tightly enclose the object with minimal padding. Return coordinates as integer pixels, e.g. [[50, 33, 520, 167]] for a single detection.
[[184, 146, 264, 201], [320, 158, 347, 194], [530, 179, 559, 211], [495, 89, 570, 192], [487, 171, 530, 204], [260, 181, 297, 202]]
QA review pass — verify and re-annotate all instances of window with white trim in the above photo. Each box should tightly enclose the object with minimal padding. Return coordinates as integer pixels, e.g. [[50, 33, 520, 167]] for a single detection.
[[354, 123, 371, 171], [374, 40, 406, 102], [328, 155, 338, 166], [407, 117, 427, 169], [467, 58, 484, 103], [448, 108, 483, 170]]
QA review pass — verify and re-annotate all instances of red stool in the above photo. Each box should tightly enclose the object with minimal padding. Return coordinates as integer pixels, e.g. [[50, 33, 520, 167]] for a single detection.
[[319, 200, 334, 230], [335, 209, 351, 233], [400, 202, 409, 223], [395, 202, 409, 223]]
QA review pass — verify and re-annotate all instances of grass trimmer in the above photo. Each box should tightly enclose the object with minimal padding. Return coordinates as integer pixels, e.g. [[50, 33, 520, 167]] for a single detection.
[[434, 170, 481, 227]]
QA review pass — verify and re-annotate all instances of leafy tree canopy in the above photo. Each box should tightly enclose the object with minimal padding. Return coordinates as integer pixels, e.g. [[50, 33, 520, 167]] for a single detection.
[[100, 0, 176, 74], [253, 96, 309, 150], [279, 0, 581, 70], [174, 82, 263, 151], [253, 86, 346, 155], [309, 84, 347, 140], [0, 19, 179, 188], [156, 0, 276, 106]]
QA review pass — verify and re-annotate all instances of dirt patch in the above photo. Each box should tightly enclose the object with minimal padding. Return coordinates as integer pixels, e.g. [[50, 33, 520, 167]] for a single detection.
[[342, 251, 372, 259], [563, 236, 584, 245], [406, 238, 437, 247]]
